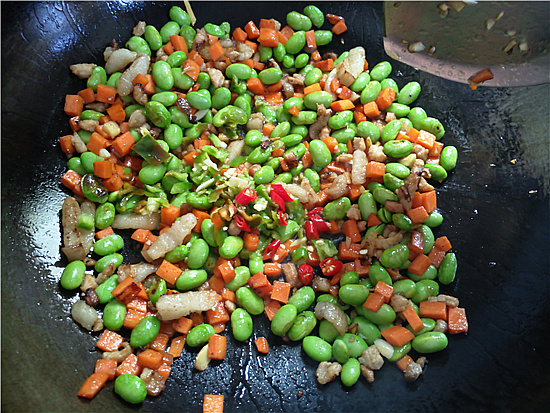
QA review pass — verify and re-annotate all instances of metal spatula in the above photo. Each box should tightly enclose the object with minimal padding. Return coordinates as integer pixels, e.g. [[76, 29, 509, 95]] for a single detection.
[[383, 1, 550, 87]]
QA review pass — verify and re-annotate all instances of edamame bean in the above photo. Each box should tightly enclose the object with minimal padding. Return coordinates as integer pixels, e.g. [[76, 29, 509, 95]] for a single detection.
[[186, 323, 215, 347], [271, 304, 298, 336], [115, 374, 147, 404], [295, 53, 309, 68], [341, 358, 361, 387], [386, 102, 411, 118], [361, 81, 382, 104], [381, 78, 399, 94], [398, 81, 421, 105], [144, 25, 162, 50], [291, 110, 317, 125], [286, 11, 312, 31], [391, 213, 412, 231], [93, 234, 123, 256], [425, 163, 448, 182], [314, 30, 333, 46], [381, 119, 404, 142], [303, 5, 324, 27], [440, 145, 458, 171], [226, 63, 253, 80], [356, 121, 380, 143], [369, 264, 392, 286], [169, 6, 191, 26], [231, 308, 253, 341], [254, 165, 275, 184], [424, 210, 444, 227], [204, 23, 224, 37], [144, 101, 171, 129], [411, 279, 439, 303], [406, 317, 436, 336], [385, 162, 410, 179], [407, 264, 438, 282], [304, 67, 322, 86], [186, 239, 209, 269], [126, 36, 151, 56], [67, 157, 87, 176], [172, 67, 194, 90], [280, 133, 303, 148], [373, 186, 398, 204], [302, 336, 332, 361], [350, 72, 371, 93], [152, 60, 174, 90], [332, 338, 350, 364], [309, 139, 332, 168], [219, 236, 244, 259], [304, 91, 333, 110], [87, 66, 107, 92], [388, 342, 412, 362], [103, 299, 127, 331], [318, 319, 341, 343], [339, 284, 369, 306], [419, 225, 435, 254], [408, 107, 428, 130], [328, 110, 353, 130], [273, 42, 286, 62], [130, 315, 160, 347], [380, 244, 409, 269], [342, 333, 368, 358], [80, 110, 104, 121], [212, 87, 232, 110], [186, 89, 211, 110], [176, 269, 207, 291], [351, 316, 381, 345], [212, 105, 248, 127], [236, 286, 264, 315], [271, 121, 291, 138], [324, 197, 351, 220], [60, 260, 86, 290], [369, 61, 392, 81], [362, 303, 396, 325], [438, 252, 457, 285], [258, 67, 283, 85], [303, 168, 320, 192], [285, 31, 306, 55], [95, 253, 123, 273], [340, 271, 359, 286], [94, 202, 115, 230], [288, 286, 315, 312], [186, 193, 213, 210], [421, 117, 445, 139], [288, 311, 317, 341], [152, 91, 178, 107], [412, 331, 448, 353], [139, 163, 166, 185], [358, 191, 377, 220], [94, 275, 118, 304], [164, 245, 188, 264], [384, 139, 413, 158], [225, 266, 251, 291]]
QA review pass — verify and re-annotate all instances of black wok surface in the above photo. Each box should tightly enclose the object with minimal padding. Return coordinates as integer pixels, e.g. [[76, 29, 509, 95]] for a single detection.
[[2, 2, 549, 412]]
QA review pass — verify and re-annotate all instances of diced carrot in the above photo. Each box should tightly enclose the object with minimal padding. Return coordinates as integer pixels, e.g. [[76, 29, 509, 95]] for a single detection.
[[365, 161, 386, 178], [272, 245, 289, 263], [203, 394, 224, 413], [330, 99, 355, 112], [380, 325, 415, 347], [183, 150, 199, 165], [316, 190, 330, 206], [375, 87, 396, 111], [93, 160, 113, 179], [159, 204, 181, 227], [106, 104, 125, 122], [207, 335, 227, 360], [116, 354, 141, 377], [246, 77, 268, 95], [137, 349, 163, 370], [258, 18, 275, 29], [411, 192, 424, 209], [310, 49, 321, 61], [264, 91, 284, 105], [233, 27, 248, 42], [264, 299, 281, 321], [111, 131, 135, 158], [142, 74, 156, 94], [342, 220, 362, 243], [169, 34, 188, 53], [64, 94, 84, 117], [173, 316, 194, 335], [434, 236, 452, 252], [86, 132, 109, 156], [243, 232, 259, 251], [163, 41, 174, 55], [429, 140, 444, 157], [255, 337, 269, 354], [280, 25, 295, 40], [208, 40, 225, 61], [315, 58, 334, 72], [95, 226, 114, 240], [363, 101, 380, 118], [123, 308, 146, 329], [402, 305, 425, 333], [131, 228, 152, 243], [396, 355, 414, 372], [305, 29, 317, 50], [182, 59, 200, 81], [367, 213, 382, 227], [263, 262, 282, 277], [416, 130, 436, 150], [111, 276, 141, 304], [303, 82, 322, 95], [422, 190, 437, 213], [287, 104, 300, 117], [428, 245, 446, 269], [331, 20, 348, 35], [77, 372, 110, 399], [94, 359, 117, 380], [374, 281, 394, 304], [190, 312, 205, 327], [271, 281, 291, 304], [408, 253, 433, 276], [156, 260, 182, 285], [419, 301, 447, 321], [61, 169, 85, 197], [215, 259, 234, 284], [206, 301, 230, 325], [261, 122, 275, 137], [77, 87, 96, 104], [406, 206, 430, 225], [168, 336, 186, 358], [132, 73, 148, 87], [244, 21, 260, 39], [447, 307, 468, 334], [266, 80, 283, 93], [96, 84, 118, 104], [363, 292, 385, 312], [258, 27, 279, 47], [338, 86, 352, 100], [148, 332, 170, 352], [96, 330, 123, 352]]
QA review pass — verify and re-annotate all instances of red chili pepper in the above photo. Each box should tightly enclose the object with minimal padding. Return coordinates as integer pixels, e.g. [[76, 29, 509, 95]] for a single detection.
[[304, 220, 319, 240], [310, 215, 331, 233], [234, 214, 251, 232], [262, 239, 281, 260], [270, 190, 286, 211], [278, 210, 288, 226], [298, 264, 314, 285], [235, 188, 257, 205], [306, 207, 324, 217], [320, 258, 343, 277], [270, 183, 293, 202]]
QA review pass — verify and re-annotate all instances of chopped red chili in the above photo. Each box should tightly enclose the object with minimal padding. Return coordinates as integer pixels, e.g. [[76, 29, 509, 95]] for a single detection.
[[234, 214, 251, 232], [310, 215, 331, 233], [277, 210, 288, 226], [235, 188, 257, 205], [320, 258, 343, 276], [262, 239, 281, 260], [304, 220, 319, 240], [298, 264, 314, 285]]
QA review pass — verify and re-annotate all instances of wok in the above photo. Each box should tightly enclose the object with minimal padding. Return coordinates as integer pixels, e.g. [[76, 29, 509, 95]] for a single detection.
[[2, 2, 549, 412]]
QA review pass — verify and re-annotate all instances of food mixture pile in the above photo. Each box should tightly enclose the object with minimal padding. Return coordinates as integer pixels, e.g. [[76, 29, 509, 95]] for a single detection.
[[58, 4, 468, 408]]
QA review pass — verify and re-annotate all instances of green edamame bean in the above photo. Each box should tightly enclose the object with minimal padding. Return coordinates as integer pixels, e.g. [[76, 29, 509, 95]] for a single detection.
[[144, 25, 162, 51], [231, 308, 253, 342], [152, 91, 178, 107], [302, 336, 332, 361], [280, 133, 303, 148], [186, 193, 213, 210], [254, 165, 275, 185], [283, 97, 304, 114], [383, 173, 404, 193], [60, 260, 86, 290], [203, 22, 224, 37], [340, 271, 359, 286], [324, 197, 351, 220], [212, 105, 248, 127], [152, 60, 174, 90], [219, 236, 244, 259], [369, 264, 393, 286], [286, 11, 312, 31], [186, 323, 215, 347], [144, 101, 171, 129], [419, 225, 435, 254], [361, 81, 382, 104], [381, 78, 399, 94], [273, 43, 286, 62], [164, 245, 188, 263], [225, 266, 251, 291], [421, 117, 445, 139], [288, 311, 317, 341], [80, 110, 104, 121], [103, 299, 126, 331], [285, 142, 306, 160], [172, 68, 194, 91], [381, 119, 403, 142], [328, 110, 353, 130], [285, 31, 306, 55], [258, 67, 283, 85], [309, 139, 332, 168], [362, 303, 396, 325], [95, 202, 115, 230], [273, 172, 292, 184], [358, 191, 377, 220], [186, 239, 209, 269], [304, 91, 333, 110], [407, 264, 438, 282], [186, 89, 211, 110], [258, 45, 273, 61], [161, 21, 181, 43], [440, 145, 458, 171], [147, 278, 166, 305], [333, 51, 349, 66], [180, 24, 196, 49], [304, 67, 322, 86], [386, 102, 411, 118], [350, 72, 371, 93], [130, 315, 160, 347], [385, 162, 410, 179], [288, 286, 315, 313], [412, 331, 448, 353], [343, 333, 368, 358], [169, 6, 191, 26], [425, 163, 448, 183], [176, 269, 207, 291], [162, 124, 183, 150], [212, 87, 232, 110], [332, 338, 350, 364], [271, 304, 298, 336], [438, 252, 457, 285], [338, 284, 369, 306], [318, 319, 341, 343], [424, 210, 444, 228], [411, 280, 439, 303], [397, 81, 421, 105], [139, 163, 166, 185], [276, 105, 291, 123], [351, 316, 381, 345], [236, 286, 264, 315], [303, 169, 320, 192], [295, 53, 309, 68], [390, 213, 412, 231], [95, 253, 123, 274], [314, 30, 333, 46], [94, 234, 123, 256], [384, 139, 413, 158], [377, 206, 393, 224], [341, 358, 361, 387], [303, 5, 324, 27], [126, 36, 151, 56], [244, 130, 262, 148], [115, 374, 147, 404], [369, 61, 392, 81], [226, 63, 253, 80], [388, 342, 412, 362], [407, 318, 436, 336], [373, 186, 398, 204], [291, 110, 317, 125], [87, 66, 107, 92], [266, 157, 281, 171], [67, 157, 86, 176], [408, 107, 428, 130], [380, 244, 409, 269], [271, 121, 291, 138]]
